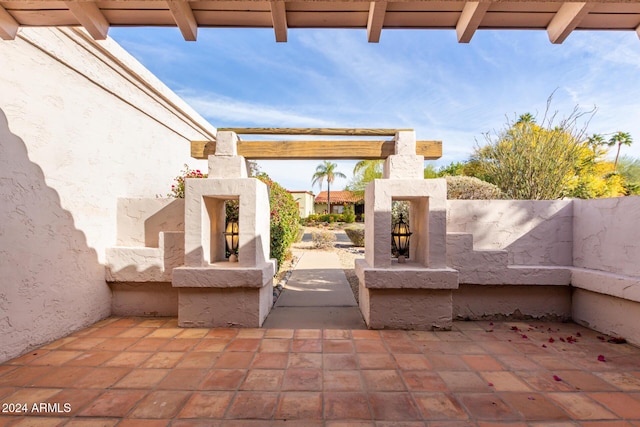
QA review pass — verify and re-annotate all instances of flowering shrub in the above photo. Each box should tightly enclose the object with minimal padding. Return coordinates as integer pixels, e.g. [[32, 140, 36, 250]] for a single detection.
[[168, 164, 207, 198]]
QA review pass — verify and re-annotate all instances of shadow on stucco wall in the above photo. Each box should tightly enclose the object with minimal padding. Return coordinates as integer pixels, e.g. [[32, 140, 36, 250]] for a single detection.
[[0, 108, 111, 363]]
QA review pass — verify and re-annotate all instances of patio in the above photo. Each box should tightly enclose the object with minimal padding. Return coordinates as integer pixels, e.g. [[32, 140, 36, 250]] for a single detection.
[[1, 317, 640, 426]]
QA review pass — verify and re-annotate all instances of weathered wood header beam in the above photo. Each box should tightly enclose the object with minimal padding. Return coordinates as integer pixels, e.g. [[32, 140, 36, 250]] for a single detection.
[[217, 128, 413, 136], [191, 139, 442, 160]]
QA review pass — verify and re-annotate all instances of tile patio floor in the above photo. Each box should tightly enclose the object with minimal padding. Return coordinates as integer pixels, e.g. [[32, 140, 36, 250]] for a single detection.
[[1, 317, 640, 426]]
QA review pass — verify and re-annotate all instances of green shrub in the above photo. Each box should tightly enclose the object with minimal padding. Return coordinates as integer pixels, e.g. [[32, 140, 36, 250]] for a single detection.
[[312, 230, 336, 249], [445, 176, 505, 200], [343, 205, 356, 223], [257, 174, 300, 268], [345, 226, 365, 247], [168, 164, 206, 198]]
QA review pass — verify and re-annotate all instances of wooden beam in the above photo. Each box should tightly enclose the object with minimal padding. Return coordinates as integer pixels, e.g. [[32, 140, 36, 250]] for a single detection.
[[0, 5, 19, 40], [191, 140, 442, 160], [269, 0, 288, 42], [547, 2, 594, 44], [167, 0, 197, 41], [636, 23, 640, 40], [456, 1, 490, 43], [65, 1, 109, 40], [367, 0, 387, 43], [217, 128, 413, 136]]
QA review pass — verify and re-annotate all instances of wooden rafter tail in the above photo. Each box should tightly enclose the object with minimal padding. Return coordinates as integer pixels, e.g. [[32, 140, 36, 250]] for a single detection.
[[64, 1, 109, 40], [191, 140, 442, 160], [0, 4, 18, 40], [167, 0, 198, 41], [216, 128, 414, 136]]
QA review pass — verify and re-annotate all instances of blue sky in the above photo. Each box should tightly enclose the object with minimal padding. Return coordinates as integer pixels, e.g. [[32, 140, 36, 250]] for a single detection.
[[110, 27, 640, 193]]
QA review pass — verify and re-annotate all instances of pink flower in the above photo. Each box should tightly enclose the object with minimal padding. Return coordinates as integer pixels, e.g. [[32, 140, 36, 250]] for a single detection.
[[597, 355, 606, 362]]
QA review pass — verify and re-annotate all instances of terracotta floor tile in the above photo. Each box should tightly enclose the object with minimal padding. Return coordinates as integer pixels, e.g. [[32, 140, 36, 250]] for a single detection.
[[44, 388, 102, 415], [127, 338, 171, 352], [275, 392, 322, 419], [351, 330, 381, 340], [79, 389, 146, 417], [457, 393, 521, 421], [173, 422, 223, 427], [478, 341, 520, 355], [324, 354, 358, 370], [375, 422, 426, 427], [325, 422, 375, 427], [424, 354, 469, 370], [354, 340, 388, 353], [113, 368, 169, 388], [6, 350, 50, 365], [258, 339, 291, 353], [31, 367, 92, 387], [587, 392, 640, 418], [362, 370, 406, 391], [63, 351, 117, 367], [250, 353, 288, 369], [63, 419, 119, 427], [393, 354, 432, 370], [324, 330, 351, 340], [500, 392, 570, 421], [72, 367, 130, 388], [111, 318, 143, 328], [103, 352, 151, 368], [401, 371, 448, 392], [156, 368, 206, 390], [475, 422, 528, 427], [207, 329, 239, 339], [413, 392, 469, 420], [117, 328, 152, 339], [0, 386, 17, 399], [462, 355, 505, 371], [496, 355, 542, 371], [0, 366, 52, 386], [175, 328, 209, 339], [369, 392, 420, 421], [384, 340, 421, 354], [427, 421, 476, 427], [5, 419, 70, 427], [323, 392, 371, 420], [480, 371, 532, 392], [282, 368, 322, 391], [199, 369, 246, 390], [547, 392, 617, 420], [292, 339, 322, 353], [323, 370, 363, 391], [177, 391, 234, 418], [264, 329, 294, 339], [517, 371, 574, 392], [226, 391, 278, 419], [160, 338, 199, 352], [357, 353, 396, 370], [140, 352, 184, 369], [226, 339, 261, 352], [176, 352, 218, 369], [438, 371, 492, 392], [235, 329, 264, 339], [117, 420, 170, 427], [240, 369, 284, 390], [580, 422, 636, 427], [129, 390, 190, 418], [59, 337, 106, 351], [194, 339, 228, 352], [595, 372, 640, 391], [39, 337, 77, 350], [213, 352, 254, 369], [324, 340, 355, 353], [553, 370, 618, 391], [146, 328, 182, 338], [4, 387, 63, 407], [294, 329, 323, 339], [30, 351, 83, 366], [93, 338, 139, 351], [288, 353, 322, 368]]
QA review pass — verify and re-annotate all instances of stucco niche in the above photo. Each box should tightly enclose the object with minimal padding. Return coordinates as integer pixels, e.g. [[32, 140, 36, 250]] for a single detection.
[[172, 132, 276, 327], [357, 131, 459, 330]]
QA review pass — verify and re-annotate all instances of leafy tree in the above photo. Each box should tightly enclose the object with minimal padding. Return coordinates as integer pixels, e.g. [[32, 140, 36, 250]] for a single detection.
[[607, 131, 633, 169], [424, 164, 438, 178], [312, 161, 346, 213], [472, 105, 592, 200], [617, 155, 640, 195]]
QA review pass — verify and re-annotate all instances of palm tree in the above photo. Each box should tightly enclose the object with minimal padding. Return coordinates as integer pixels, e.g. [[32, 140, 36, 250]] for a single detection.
[[608, 132, 633, 169], [312, 161, 346, 214]]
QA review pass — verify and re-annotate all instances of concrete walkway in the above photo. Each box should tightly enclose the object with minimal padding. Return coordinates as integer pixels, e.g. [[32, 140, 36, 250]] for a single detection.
[[263, 249, 367, 329]]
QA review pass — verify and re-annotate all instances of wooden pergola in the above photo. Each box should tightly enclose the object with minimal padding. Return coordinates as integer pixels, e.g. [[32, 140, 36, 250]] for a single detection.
[[1, 0, 639, 44]]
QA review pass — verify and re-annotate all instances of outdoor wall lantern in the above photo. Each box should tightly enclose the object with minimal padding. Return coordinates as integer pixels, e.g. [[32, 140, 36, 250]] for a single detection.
[[391, 213, 412, 263], [224, 221, 239, 262]]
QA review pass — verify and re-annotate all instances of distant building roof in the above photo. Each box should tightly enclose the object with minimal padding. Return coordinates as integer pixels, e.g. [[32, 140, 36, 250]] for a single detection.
[[288, 190, 315, 196], [315, 191, 363, 204]]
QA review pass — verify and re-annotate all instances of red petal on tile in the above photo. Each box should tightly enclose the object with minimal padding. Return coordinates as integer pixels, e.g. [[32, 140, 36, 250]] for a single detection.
[[553, 375, 562, 382], [597, 355, 606, 362]]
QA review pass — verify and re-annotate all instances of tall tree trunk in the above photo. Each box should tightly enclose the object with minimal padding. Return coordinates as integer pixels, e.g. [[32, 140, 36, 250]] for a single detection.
[[327, 182, 331, 214], [615, 143, 622, 169]]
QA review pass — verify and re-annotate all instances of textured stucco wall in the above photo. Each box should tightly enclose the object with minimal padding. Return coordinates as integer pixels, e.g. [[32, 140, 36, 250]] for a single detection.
[[447, 200, 573, 266], [573, 197, 640, 276], [0, 28, 213, 362]]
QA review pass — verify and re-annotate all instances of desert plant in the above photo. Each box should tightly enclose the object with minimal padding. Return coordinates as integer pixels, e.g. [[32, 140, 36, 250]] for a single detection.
[[445, 176, 505, 199], [312, 230, 336, 249], [343, 205, 356, 223], [345, 226, 365, 247]]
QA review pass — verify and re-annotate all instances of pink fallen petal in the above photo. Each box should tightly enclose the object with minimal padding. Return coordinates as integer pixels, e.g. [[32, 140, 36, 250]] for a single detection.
[[542, 344, 547, 348], [576, 332, 582, 337], [527, 396, 536, 400], [488, 382, 494, 387], [548, 337, 555, 343], [553, 375, 562, 382], [597, 355, 606, 362], [597, 336, 606, 341], [489, 322, 494, 326], [522, 334, 528, 339]]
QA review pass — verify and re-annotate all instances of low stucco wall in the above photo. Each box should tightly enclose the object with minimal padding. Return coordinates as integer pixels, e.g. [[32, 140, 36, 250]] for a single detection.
[[0, 28, 213, 362]]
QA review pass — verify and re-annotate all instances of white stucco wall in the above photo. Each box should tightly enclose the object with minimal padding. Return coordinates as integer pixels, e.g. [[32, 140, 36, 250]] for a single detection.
[[447, 200, 573, 266], [0, 28, 213, 362]]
